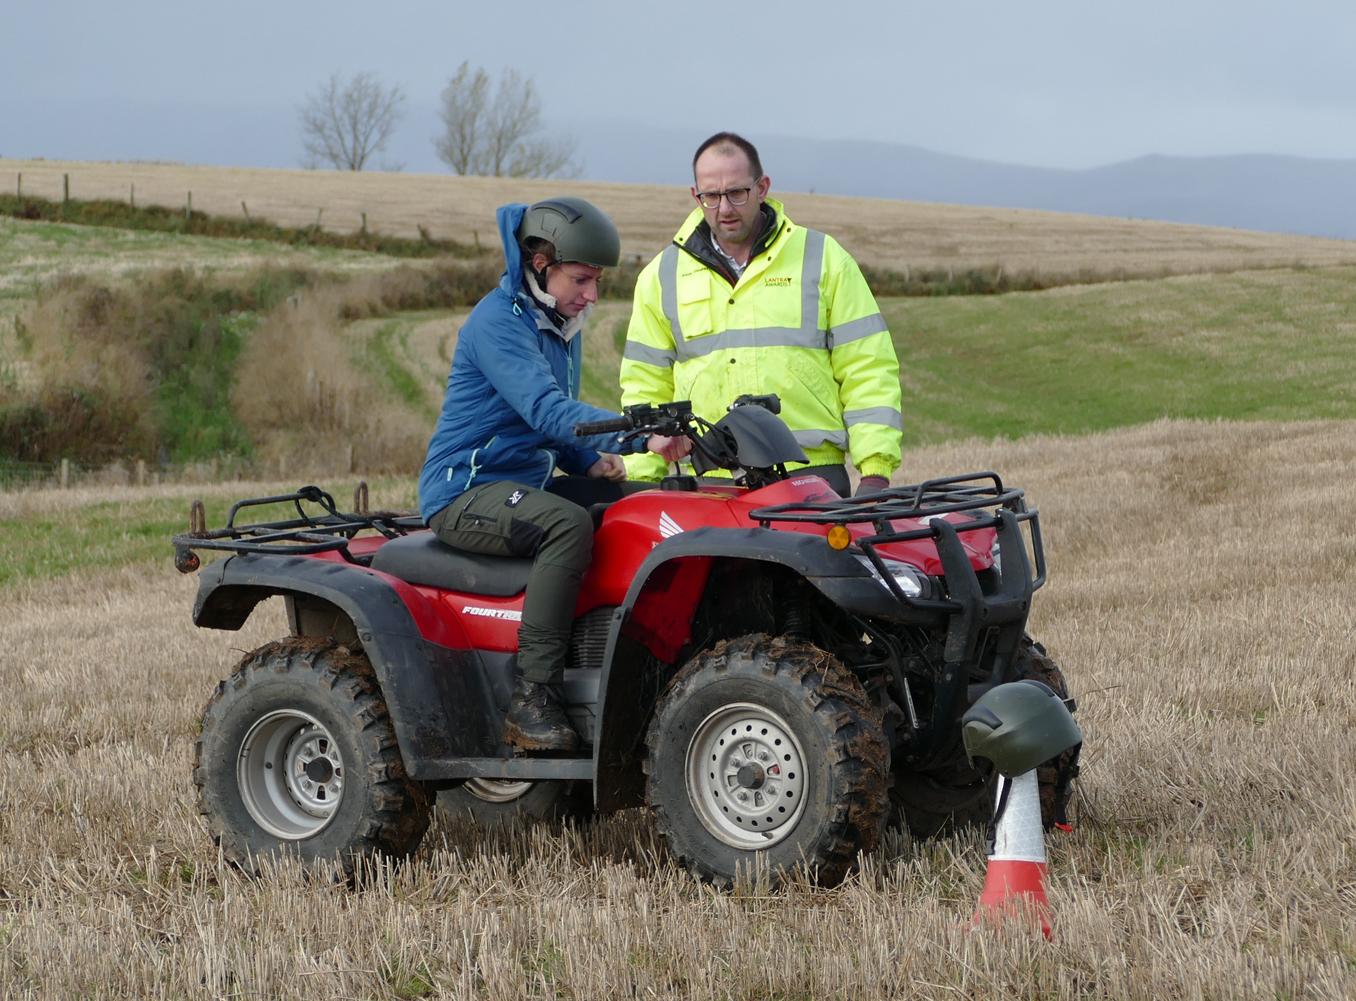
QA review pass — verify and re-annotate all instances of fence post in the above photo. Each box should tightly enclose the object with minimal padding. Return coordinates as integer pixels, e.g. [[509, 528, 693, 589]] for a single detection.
[[345, 444, 354, 473], [63, 174, 70, 204], [241, 200, 250, 221], [186, 191, 192, 219], [130, 183, 135, 208], [15, 173, 20, 198], [60, 458, 70, 489], [361, 211, 367, 235], [136, 459, 146, 487]]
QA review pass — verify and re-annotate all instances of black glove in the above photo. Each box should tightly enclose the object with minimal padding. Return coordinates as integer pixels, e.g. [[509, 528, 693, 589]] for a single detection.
[[855, 475, 889, 496]]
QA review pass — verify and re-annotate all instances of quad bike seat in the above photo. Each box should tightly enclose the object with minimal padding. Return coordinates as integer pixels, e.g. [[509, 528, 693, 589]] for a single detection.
[[369, 532, 532, 596]]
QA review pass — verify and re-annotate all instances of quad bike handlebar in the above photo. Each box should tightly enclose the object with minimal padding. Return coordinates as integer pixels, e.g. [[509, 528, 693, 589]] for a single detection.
[[572, 416, 635, 436], [574, 396, 791, 482], [573, 396, 783, 442], [573, 400, 699, 440]]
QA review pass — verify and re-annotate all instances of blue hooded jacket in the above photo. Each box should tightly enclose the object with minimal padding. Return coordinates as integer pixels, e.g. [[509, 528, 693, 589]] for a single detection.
[[417, 203, 641, 523]]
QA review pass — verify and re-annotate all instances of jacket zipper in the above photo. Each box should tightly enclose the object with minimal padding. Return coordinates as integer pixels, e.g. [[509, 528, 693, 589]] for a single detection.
[[462, 435, 497, 491]]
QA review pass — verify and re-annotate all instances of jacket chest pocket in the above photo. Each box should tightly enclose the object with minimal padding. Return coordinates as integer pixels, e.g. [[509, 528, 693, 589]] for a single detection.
[[675, 281, 716, 343]]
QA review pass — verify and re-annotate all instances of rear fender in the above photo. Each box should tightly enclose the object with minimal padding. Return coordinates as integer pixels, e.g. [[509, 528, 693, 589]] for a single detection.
[[591, 527, 887, 811], [192, 554, 503, 775]]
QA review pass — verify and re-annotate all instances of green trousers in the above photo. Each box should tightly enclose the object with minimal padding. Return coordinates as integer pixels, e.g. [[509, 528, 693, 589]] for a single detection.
[[429, 480, 593, 685]]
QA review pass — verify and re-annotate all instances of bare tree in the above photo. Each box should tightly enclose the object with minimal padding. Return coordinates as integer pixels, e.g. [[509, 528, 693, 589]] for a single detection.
[[433, 62, 490, 175], [299, 71, 405, 171], [434, 62, 579, 179]]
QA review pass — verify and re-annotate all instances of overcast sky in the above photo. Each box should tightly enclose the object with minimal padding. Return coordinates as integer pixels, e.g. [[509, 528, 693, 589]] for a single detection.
[[4, 0, 1355, 176]]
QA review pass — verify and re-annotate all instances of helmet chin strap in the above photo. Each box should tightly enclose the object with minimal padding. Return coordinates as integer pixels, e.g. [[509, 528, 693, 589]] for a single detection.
[[528, 254, 559, 299], [524, 268, 559, 311]]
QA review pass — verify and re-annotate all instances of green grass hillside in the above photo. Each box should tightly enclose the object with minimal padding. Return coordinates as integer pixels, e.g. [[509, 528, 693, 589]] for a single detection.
[[4, 207, 1356, 480], [886, 266, 1356, 443], [339, 268, 1356, 449]]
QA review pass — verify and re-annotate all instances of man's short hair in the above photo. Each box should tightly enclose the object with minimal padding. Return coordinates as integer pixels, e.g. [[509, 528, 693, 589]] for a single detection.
[[692, 131, 763, 180]]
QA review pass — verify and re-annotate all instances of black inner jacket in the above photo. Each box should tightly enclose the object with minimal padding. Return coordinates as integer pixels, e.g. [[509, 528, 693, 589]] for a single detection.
[[678, 203, 783, 286]]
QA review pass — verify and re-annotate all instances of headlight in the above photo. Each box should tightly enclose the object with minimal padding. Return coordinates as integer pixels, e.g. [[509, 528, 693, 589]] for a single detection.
[[854, 555, 928, 599]]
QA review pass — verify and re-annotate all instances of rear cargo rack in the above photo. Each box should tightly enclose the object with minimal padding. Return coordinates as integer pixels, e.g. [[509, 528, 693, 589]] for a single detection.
[[171, 485, 421, 573]]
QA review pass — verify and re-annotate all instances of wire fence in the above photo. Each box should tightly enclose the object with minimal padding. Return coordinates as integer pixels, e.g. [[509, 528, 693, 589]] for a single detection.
[[0, 459, 60, 490], [0, 456, 302, 492]]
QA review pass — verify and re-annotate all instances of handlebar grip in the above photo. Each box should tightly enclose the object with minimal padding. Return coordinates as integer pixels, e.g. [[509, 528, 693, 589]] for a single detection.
[[574, 417, 633, 436]]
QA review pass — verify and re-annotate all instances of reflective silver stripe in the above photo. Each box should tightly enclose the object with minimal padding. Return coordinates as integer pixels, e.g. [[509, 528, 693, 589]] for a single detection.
[[843, 406, 903, 429], [828, 312, 888, 347], [800, 229, 825, 333], [658, 229, 830, 361], [659, 245, 684, 346], [623, 341, 676, 367], [676, 325, 827, 359], [793, 428, 848, 449]]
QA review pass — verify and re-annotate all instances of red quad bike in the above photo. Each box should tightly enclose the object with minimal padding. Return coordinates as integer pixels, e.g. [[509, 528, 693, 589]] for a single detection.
[[175, 395, 1079, 887]]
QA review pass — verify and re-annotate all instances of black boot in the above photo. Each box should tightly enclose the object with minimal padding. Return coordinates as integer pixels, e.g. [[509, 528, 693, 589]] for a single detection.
[[504, 677, 579, 751]]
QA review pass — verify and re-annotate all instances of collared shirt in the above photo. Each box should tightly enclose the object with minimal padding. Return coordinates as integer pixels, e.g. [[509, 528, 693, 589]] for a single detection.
[[711, 241, 746, 279]]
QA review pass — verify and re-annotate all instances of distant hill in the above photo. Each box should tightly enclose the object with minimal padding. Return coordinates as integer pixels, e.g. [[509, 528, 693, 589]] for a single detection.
[[5, 96, 1355, 242], [570, 124, 1356, 242]]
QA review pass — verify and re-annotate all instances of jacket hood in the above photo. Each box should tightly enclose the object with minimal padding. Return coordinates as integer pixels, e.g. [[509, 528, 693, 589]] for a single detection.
[[496, 201, 591, 337], [496, 203, 530, 296]]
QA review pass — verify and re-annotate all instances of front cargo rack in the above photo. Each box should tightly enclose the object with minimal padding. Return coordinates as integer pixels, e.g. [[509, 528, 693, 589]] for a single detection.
[[749, 471, 1046, 613], [171, 485, 421, 573]]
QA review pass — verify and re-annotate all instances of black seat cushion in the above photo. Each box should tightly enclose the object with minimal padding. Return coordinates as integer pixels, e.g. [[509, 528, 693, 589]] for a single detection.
[[369, 532, 532, 597]]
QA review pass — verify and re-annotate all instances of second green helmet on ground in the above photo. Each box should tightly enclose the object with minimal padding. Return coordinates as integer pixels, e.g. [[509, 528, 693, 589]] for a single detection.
[[961, 679, 1082, 777], [518, 197, 621, 268]]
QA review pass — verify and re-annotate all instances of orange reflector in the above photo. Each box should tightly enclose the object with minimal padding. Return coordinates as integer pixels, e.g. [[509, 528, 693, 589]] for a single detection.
[[827, 525, 851, 550]]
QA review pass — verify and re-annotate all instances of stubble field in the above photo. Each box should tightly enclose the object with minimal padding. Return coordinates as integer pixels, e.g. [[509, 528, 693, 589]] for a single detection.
[[2, 417, 1353, 999], [8, 157, 1356, 279]]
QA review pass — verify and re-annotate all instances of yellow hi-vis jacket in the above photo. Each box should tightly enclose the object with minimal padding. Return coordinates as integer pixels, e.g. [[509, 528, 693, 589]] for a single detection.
[[620, 198, 902, 482]]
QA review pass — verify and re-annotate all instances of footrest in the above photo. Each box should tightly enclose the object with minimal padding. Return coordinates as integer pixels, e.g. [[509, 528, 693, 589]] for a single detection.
[[416, 756, 593, 781]]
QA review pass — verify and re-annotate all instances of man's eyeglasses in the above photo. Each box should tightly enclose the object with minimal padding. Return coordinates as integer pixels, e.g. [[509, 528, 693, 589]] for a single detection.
[[695, 179, 762, 209]]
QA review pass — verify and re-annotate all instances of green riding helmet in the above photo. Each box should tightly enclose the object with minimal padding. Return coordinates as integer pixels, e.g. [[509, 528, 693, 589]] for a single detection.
[[961, 679, 1082, 778], [518, 196, 621, 269]]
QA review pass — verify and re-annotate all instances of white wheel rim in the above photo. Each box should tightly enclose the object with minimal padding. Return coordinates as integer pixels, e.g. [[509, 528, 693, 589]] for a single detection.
[[463, 778, 535, 804], [685, 702, 808, 850], [237, 709, 343, 840]]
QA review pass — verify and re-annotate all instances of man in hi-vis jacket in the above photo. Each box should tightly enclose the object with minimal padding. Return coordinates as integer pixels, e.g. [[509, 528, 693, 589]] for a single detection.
[[620, 131, 902, 496]]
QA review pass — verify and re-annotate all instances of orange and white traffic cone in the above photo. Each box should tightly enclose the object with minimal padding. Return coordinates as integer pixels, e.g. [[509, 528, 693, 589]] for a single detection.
[[973, 768, 1052, 938]]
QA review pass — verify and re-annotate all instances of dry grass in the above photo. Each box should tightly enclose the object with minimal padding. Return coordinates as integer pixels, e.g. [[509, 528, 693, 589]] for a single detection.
[[7, 158, 1356, 280], [2, 418, 1354, 998], [230, 280, 444, 474]]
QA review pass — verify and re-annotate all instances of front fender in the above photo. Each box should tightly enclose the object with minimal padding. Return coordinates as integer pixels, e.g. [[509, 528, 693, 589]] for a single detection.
[[590, 526, 893, 810]]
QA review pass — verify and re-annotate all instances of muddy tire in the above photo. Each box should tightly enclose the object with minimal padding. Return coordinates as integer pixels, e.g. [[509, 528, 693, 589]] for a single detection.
[[193, 638, 430, 878], [889, 636, 1075, 837], [436, 780, 591, 826], [1017, 639, 1079, 825], [645, 634, 888, 888], [888, 745, 995, 839]]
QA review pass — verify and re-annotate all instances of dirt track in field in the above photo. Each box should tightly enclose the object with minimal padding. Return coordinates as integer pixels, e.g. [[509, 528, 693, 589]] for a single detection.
[[2, 417, 1354, 999]]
